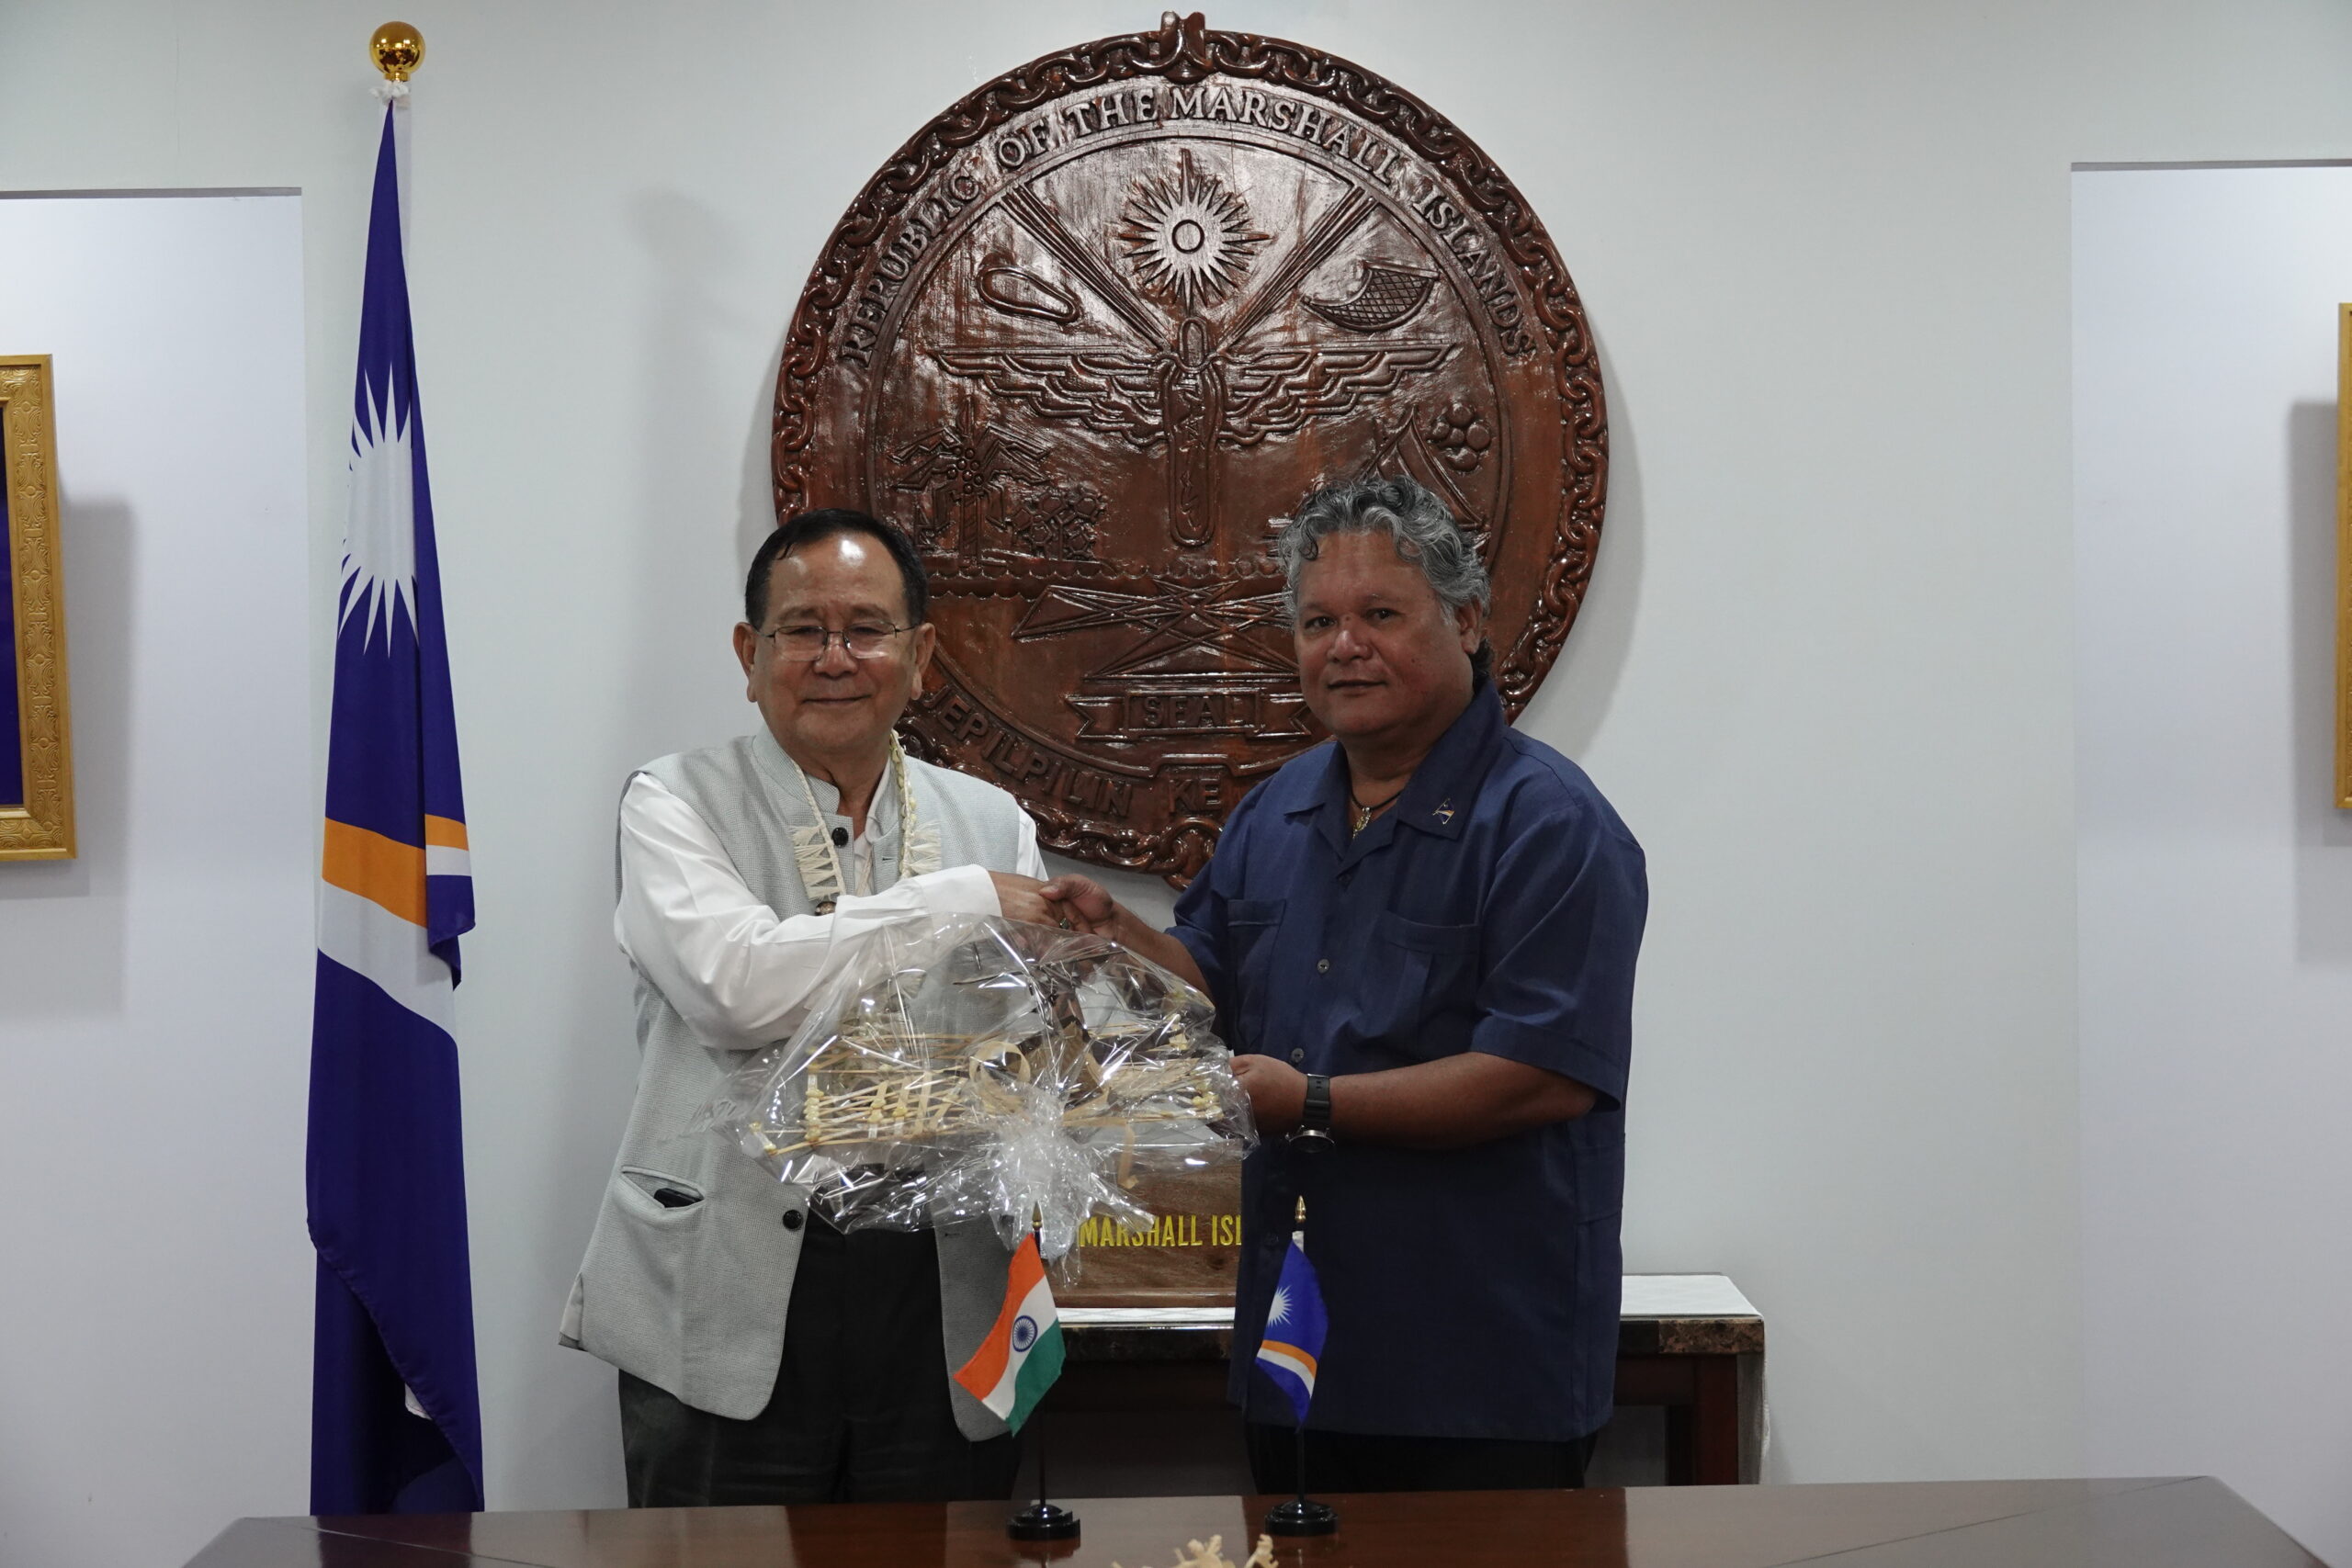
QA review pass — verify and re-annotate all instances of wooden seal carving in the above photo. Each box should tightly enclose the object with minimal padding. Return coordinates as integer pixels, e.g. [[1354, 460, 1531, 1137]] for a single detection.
[[774, 11, 1607, 880]]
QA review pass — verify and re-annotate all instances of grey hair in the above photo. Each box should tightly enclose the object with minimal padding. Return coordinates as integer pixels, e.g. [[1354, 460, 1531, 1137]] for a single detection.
[[1274, 474, 1493, 681]]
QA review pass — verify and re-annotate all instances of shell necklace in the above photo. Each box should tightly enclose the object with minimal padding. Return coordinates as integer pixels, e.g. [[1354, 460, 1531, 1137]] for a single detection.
[[786, 735, 943, 914]]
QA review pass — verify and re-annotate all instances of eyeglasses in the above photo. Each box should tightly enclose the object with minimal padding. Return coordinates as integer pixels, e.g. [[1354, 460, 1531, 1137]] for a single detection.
[[762, 622, 918, 661]]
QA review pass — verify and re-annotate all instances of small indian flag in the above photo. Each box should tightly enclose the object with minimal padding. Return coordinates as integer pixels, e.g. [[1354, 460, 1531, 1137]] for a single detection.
[[952, 1231, 1065, 1432]]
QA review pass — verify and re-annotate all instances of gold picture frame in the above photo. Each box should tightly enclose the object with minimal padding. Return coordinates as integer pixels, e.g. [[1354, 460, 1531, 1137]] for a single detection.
[[1, 355, 74, 860], [2340, 310, 2352, 809]]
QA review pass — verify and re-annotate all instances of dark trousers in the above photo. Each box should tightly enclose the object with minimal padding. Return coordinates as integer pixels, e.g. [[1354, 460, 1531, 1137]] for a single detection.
[[1246, 1422, 1597, 1494], [619, 1214, 1020, 1506]]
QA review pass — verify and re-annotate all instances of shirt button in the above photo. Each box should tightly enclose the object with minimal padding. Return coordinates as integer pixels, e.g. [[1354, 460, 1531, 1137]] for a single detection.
[[1289, 1048, 1306, 1064], [1317, 958, 1330, 974], [780, 1210, 804, 1232]]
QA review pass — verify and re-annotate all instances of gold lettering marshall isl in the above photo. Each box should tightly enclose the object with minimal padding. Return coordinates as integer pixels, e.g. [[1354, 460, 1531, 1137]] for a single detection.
[[774, 11, 1608, 883], [1052, 1168, 1246, 1310]]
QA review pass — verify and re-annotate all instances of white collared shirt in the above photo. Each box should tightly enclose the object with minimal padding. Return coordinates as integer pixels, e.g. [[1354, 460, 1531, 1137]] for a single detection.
[[614, 771, 1046, 1053]]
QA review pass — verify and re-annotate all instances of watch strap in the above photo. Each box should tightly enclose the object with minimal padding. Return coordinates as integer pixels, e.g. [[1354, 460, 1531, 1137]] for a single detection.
[[1299, 1072, 1333, 1133]]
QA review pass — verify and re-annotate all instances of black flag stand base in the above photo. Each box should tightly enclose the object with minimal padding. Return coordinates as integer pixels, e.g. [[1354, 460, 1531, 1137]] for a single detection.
[[1007, 1500, 1080, 1542], [1263, 1497, 1340, 1537], [1263, 1421, 1339, 1536], [1008, 1416, 1080, 1541]]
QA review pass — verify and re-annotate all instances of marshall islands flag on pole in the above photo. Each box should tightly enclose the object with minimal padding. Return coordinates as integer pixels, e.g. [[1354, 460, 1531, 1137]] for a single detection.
[[1254, 1230, 1328, 1425], [306, 98, 485, 1515], [954, 1232, 1066, 1432]]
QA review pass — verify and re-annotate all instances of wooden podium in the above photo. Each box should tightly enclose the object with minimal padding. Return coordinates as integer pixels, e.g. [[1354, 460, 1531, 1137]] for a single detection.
[[1046, 1167, 1244, 1309]]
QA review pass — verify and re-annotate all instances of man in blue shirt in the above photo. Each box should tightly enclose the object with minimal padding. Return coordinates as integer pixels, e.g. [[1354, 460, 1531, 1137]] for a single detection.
[[1043, 475, 1645, 1493]]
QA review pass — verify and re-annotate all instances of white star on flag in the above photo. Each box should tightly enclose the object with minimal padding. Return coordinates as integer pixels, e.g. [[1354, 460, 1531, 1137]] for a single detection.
[[341, 382, 419, 649]]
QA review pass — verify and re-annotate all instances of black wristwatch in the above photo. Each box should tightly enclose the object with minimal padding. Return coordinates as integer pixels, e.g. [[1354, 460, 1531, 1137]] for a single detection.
[[1286, 1073, 1335, 1152]]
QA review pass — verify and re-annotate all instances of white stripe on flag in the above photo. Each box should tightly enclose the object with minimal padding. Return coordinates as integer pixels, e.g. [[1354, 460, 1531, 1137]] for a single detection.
[[977, 1273, 1057, 1417], [318, 880, 455, 1030], [425, 845, 470, 878], [1256, 1344, 1316, 1393]]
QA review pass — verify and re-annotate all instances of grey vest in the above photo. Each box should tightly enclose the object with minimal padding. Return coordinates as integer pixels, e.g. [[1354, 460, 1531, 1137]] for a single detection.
[[563, 730, 1027, 1433]]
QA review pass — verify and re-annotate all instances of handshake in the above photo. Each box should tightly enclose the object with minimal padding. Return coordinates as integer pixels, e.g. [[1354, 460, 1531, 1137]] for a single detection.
[[988, 872, 1209, 996], [989, 871, 1126, 939], [989, 871, 1271, 1122]]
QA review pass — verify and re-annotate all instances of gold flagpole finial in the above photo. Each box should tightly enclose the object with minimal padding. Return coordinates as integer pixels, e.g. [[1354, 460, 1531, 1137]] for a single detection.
[[370, 22, 424, 82]]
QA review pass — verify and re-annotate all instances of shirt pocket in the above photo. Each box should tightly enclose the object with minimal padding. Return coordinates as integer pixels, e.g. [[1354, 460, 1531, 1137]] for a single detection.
[[1227, 897, 1286, 1047], [615, 1166, 709, 1223], [1368, 913, 1481, 1053]]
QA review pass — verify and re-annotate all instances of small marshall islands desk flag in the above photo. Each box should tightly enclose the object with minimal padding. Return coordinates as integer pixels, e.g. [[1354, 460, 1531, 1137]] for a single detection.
[[306, 60, 485, 1516], [1254, 1232, 1328, 1423], [1258, 1201, 1338, 1536]]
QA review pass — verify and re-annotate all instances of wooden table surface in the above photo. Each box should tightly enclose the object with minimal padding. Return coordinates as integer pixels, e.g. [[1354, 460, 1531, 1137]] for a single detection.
[[187, 1477, 2325, 1568]]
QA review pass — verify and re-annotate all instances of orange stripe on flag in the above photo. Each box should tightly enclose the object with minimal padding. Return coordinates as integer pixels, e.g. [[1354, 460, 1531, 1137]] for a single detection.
[[954, 1233, 1046, 1402], [424, 815, 469, 850], [1259, 1340, 1318, 1379], [322, 819, 427, 927]]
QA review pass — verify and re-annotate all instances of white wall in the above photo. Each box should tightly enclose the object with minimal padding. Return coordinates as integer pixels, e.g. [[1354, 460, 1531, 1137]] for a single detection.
[[0, 195, 311, 1568], [6, 2, 2352, 1558], [2075, 165, 2352, 1568]]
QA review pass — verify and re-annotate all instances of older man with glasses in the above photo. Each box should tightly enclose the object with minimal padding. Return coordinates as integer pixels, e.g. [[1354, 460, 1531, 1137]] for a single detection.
[[1045, 475, 1647, 1495], [562, 508, 1063, 1507]]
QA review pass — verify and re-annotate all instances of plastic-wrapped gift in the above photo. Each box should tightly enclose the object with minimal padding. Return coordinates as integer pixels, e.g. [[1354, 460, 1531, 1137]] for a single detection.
[[706, 913, 1256, 1260]]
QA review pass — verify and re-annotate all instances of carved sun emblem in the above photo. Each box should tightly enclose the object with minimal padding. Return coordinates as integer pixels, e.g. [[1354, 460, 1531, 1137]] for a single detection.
[[1117, 151, 1270, 310]]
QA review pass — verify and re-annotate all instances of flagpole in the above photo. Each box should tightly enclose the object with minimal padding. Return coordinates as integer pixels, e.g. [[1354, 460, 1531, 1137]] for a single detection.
[[1263, 1195, 1338, 1538], [309, 17, 485, 1516], [1007, 1213, 1080, 1543]]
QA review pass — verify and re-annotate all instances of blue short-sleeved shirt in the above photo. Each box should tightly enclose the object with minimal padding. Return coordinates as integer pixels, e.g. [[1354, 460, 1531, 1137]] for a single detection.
[[1172, 682, 1645, 1442]]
